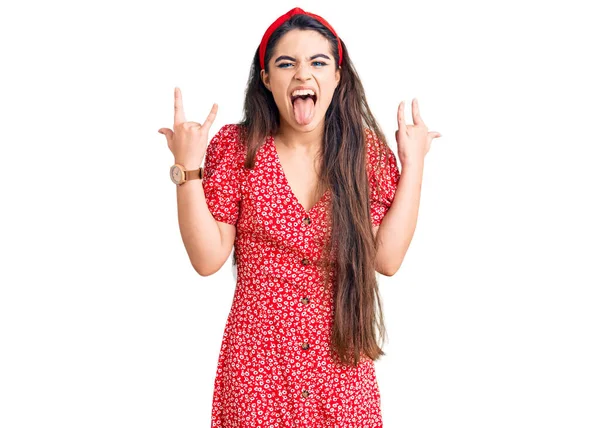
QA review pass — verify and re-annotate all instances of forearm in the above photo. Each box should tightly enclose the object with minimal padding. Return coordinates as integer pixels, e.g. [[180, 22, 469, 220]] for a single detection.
[[375, 160, 424, 276], [176, 178, 225, 275]]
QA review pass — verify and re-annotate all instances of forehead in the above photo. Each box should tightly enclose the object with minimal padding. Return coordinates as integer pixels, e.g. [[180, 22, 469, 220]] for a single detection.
[[273, 29, 332, 55]]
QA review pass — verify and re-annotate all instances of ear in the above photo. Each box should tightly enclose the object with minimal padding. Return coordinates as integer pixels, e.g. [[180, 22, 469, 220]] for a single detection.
[[260, 69, 271, 92], [335, 67, 341, 87]]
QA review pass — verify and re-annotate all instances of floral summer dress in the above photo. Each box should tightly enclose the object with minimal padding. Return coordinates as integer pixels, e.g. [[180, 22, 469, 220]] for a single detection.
[[202, 123, 400, 427]]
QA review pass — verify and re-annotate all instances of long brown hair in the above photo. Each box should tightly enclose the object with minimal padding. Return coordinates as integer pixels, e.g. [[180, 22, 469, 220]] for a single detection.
[[234, 13, 392, 367]]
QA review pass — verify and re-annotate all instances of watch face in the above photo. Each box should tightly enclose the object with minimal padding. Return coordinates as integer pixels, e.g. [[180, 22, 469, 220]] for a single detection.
[[170, 165, 183, 184]]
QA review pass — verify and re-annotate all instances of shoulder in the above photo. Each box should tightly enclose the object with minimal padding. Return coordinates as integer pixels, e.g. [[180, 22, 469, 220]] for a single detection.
[[364, 127, 394, 175], [207, 123, 247, 161], [210, 123, 244, 148]]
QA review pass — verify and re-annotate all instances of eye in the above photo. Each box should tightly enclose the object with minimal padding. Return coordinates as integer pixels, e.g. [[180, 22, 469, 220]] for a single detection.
[[277, 61, 328, 68]]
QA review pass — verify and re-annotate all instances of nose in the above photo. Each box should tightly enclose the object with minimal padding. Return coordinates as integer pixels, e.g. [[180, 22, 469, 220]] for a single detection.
[[294, 61, 312, 81]]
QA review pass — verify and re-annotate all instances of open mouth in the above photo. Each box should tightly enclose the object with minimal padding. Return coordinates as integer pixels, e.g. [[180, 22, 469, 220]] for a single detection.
[[291, 93, 317, 104], [290, 91, 318, 125]]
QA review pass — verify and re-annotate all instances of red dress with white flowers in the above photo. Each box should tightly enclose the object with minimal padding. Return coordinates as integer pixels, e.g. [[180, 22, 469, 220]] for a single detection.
[[202, 123, 400, 427]]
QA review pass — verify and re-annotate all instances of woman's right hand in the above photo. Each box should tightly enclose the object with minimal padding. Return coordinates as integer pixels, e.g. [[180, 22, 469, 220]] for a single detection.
[[158, 87, 218, 169]]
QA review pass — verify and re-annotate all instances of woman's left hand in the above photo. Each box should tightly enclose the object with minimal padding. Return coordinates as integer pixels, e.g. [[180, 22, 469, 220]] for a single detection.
[[395, 98, 442, 165]]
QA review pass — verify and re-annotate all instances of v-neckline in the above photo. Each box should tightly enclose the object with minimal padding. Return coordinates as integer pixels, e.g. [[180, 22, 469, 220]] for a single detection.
[[269, 134, 330, 216]]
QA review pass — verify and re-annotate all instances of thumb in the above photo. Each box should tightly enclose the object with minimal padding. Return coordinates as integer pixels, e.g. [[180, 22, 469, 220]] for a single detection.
[[158, 128, 173, 140]]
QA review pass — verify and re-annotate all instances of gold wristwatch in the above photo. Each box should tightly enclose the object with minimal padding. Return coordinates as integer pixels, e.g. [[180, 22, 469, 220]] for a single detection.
[[170, 163, 204, 186]]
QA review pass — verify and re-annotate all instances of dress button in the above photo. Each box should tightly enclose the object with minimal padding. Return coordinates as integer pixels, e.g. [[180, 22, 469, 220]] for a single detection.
[[301, 297, 310, 305], [302, 390, 310, 398], [301, 258, 309, 266], [301, 342, 310, 350], [302, 216, 311, 225]]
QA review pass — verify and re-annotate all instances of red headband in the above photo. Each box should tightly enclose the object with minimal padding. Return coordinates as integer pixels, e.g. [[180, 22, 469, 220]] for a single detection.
[[259, 7, 343, 70]]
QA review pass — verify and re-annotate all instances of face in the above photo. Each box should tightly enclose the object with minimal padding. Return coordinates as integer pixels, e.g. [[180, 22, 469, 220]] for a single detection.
[[261, 29, 341, 132]]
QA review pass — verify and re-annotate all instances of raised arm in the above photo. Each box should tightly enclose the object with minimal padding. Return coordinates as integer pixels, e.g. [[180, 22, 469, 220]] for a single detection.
[[159, 87, 236, 276]]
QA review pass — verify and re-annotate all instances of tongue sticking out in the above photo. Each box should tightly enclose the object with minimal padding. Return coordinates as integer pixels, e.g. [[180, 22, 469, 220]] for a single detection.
[[292, 97, 315, 125]]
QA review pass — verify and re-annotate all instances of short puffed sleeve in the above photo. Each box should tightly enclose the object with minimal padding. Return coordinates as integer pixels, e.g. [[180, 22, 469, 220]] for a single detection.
[[366, 128, 401, 227], [202, 124, 244, 226]]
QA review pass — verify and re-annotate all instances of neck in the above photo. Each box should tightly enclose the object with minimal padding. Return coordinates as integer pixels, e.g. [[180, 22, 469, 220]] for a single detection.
[[276, 118, 324, 153]]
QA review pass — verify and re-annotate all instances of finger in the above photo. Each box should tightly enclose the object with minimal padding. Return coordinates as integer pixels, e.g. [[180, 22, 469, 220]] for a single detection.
[[158, 127, 174, 140], [202, 103, 219, 130], [174, 87, 186, 125], [397, 101, 407, 137], [412, 98, 424, 126], [428, 131, 442, 139]]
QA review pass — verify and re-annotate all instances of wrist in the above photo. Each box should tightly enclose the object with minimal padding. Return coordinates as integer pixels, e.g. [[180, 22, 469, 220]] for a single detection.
[[174, 160, 203, 170], [170, 162, 204, 186], [399, 156, 424, 169]]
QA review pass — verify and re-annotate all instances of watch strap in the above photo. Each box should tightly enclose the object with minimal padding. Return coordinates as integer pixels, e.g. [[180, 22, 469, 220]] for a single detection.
[[185, 167, 203, 181]]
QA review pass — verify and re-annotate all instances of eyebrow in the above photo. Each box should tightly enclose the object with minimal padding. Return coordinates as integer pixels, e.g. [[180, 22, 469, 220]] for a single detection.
[[274, 54, 331, 63]]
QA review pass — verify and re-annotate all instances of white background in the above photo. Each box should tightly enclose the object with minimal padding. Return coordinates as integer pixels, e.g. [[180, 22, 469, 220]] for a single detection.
[[1, 0, 599, 427]]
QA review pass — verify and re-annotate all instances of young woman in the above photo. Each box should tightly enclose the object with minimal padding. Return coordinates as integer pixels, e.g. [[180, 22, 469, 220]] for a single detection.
[[159, 7, 441, 427]]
